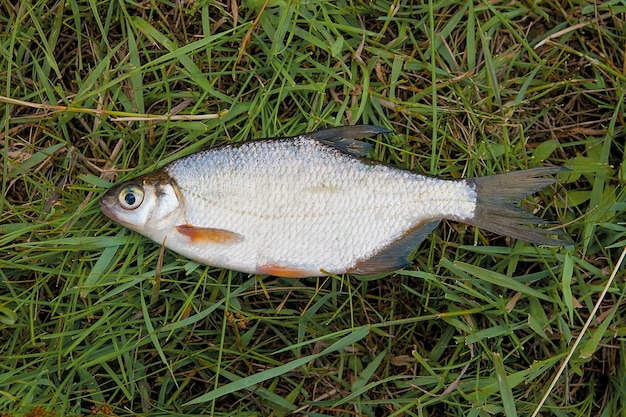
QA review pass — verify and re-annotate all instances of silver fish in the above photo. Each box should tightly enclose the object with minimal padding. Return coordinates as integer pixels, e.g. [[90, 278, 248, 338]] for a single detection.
[[101, 125, 569, 277]]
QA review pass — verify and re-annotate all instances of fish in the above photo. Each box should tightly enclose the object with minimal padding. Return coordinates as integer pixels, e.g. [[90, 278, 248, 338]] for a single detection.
[[100, 125, 570, 278]]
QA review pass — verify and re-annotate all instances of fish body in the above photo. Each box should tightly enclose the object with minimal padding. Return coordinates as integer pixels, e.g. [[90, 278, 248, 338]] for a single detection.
[[101, 126, 568, 277]]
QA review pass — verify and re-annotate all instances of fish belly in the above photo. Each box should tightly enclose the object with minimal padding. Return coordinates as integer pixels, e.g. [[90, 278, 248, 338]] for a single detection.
[[165, 138, 476, 275]]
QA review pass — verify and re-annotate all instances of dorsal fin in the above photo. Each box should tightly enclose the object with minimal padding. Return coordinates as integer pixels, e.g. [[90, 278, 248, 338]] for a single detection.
[[347, 220, 440, 274], [308, 125, 391, 157]]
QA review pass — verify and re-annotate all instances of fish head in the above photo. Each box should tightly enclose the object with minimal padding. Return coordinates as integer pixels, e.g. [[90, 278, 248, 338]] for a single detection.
[[100, 171, 184, 236]]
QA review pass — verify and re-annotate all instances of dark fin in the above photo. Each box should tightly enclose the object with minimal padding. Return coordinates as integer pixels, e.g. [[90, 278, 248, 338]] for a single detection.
[[348, 220, 440, 274], [256, 263, 320, 278], [176, 224, 243, 244], [308, 125, 392, 157], [465, 167, 571, 246]]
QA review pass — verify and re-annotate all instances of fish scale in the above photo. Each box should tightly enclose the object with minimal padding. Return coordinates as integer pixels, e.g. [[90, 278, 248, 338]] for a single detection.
[[100, 125, 570, 277], [163, 137, 475, 274]]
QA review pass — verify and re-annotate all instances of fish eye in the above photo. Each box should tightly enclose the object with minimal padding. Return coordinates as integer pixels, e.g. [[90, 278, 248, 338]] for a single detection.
[[118, 184, 144, 210]]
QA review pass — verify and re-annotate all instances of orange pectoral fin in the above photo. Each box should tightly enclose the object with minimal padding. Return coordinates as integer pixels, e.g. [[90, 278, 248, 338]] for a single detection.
[[176, 224, 243, 244], [256, 263, 320, 278]]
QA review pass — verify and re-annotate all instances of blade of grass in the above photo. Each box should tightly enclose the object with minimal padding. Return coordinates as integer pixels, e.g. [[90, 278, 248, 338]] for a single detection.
[[492, 351, 518, 417], [442, 259, 552, 302], [185, 325, 369, 405], [139, 282, 177, 387]]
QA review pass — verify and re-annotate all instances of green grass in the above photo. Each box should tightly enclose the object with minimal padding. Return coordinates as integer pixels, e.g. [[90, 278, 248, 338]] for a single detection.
[[1, 0, 625, 416]]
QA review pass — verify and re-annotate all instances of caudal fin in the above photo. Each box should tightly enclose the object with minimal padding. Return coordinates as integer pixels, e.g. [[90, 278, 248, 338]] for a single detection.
[[465, 167, 571, 246]]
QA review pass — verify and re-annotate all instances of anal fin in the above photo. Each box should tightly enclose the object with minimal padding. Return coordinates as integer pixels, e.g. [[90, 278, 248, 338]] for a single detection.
[[348, 221, 440, 274]]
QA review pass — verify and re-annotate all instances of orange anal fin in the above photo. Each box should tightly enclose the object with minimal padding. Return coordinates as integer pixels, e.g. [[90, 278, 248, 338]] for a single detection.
[[176, 224, 243, 244], [256, 264, 319, 278]]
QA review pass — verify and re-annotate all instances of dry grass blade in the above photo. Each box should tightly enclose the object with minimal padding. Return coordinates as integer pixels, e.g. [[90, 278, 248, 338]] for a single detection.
[[0, 95, 228, 121], [531, 245, 626, 417]]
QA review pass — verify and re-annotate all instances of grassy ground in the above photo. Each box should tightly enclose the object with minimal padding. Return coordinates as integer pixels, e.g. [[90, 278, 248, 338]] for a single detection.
[[1, 0, 625, 416]]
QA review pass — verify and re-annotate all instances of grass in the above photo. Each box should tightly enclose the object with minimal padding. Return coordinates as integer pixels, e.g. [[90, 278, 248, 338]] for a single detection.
[[1, 0, 625, 416]]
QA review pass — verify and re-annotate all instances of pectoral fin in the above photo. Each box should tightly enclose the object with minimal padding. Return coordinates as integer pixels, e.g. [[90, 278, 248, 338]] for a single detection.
[[176, 224, 243, 244], [348, 220, 440, 274]]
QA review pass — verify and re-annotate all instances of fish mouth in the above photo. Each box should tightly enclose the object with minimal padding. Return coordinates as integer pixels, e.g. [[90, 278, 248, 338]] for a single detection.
[[100, 195, 117, 220]]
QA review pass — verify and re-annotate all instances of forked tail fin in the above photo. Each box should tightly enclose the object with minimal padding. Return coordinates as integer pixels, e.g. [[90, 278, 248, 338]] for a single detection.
[[465, 167, 571, 246]]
